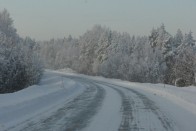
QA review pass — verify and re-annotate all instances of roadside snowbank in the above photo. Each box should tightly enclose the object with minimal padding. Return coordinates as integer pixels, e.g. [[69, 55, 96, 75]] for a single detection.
[[1, 69, 196, 130], [86, 75, 196, 116], [0, 70, 85, 130], [56, 69, 196, 116], [54, 69, 196, 131]]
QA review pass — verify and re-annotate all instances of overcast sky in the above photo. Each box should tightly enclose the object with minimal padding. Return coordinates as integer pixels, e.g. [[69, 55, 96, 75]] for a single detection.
[[0, 0, 195, 40]]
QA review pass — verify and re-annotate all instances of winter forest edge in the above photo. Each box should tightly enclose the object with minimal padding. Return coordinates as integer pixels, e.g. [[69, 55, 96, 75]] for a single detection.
[[1, 9, 196, 93], [0, 9, 43, 93]]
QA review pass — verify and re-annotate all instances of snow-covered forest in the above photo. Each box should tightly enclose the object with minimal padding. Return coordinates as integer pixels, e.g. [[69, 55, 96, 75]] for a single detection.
[[38, 25, 196, 86], [1, 6, 196, 131], [0, 9, 43, 93], [1, 9, 196, 94]]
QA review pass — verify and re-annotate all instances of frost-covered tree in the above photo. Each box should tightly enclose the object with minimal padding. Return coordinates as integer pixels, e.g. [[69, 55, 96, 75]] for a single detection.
[[149, 24, 172, 83], [0, 9, 18, 39], [173, 29, 183, 49], [149, 24, 173, 55], [38, 35, 79, 70], [0, 9, 43, 93], [172, 31, 196, 86], [173, 47, 195, 86], [37, 24, 196, 86], [183, 31, 195, 47], [78, 25, 112, 74]]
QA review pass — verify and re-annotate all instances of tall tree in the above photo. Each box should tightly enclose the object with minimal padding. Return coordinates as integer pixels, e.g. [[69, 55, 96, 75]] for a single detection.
[[0, 9, 43, 93]]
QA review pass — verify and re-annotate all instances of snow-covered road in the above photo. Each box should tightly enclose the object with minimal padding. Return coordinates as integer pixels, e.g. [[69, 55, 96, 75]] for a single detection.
[[1, 70, 196, 131]]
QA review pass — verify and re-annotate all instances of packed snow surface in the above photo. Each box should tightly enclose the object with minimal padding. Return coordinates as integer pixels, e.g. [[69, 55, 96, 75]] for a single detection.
[[0, 69, 196, 131]]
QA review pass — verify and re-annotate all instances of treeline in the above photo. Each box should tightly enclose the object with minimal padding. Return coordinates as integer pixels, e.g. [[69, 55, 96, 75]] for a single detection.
[[38, 25, 196, 86], [0, 9, 43, 93]]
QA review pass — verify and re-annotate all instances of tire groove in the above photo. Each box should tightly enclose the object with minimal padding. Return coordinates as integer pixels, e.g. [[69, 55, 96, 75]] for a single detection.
[[11, 79, 105, 131]]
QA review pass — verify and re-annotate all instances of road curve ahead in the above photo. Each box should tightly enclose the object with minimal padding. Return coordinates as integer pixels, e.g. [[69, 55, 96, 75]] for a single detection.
[[6, 74, 196, 131]]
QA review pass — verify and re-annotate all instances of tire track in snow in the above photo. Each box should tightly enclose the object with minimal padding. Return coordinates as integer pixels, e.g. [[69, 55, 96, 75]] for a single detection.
[[11, 80, 105, 131], [99, 82, 176, 131], [102, 84, 141, 131], [126, 88, 175, 131], [6, 75, 177, 131]]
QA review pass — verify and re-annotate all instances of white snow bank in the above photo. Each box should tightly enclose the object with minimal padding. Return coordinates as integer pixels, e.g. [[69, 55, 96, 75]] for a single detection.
[[57, 68, 77, 73], [0, 75, 76, 107], [50, 69, 196, 131], [52, 69, 196, 107], [55, 69, 196, 115], [45, 68, 76, 75], [88, 76, 196, 115], [0, 70, 85, 130]]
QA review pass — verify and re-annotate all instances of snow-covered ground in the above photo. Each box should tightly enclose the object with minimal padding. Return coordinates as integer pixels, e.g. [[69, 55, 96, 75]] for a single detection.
[[89, 76, 196, 114], [0, 71, 85, 130], [0, 69, 196, 131]]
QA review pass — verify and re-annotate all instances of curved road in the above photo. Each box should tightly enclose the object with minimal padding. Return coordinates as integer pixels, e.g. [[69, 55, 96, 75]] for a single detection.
[[7, 75, 194, 131]]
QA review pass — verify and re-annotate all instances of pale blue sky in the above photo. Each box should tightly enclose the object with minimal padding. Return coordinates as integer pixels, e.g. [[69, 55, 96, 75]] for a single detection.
[[0, 0, 195, 40]]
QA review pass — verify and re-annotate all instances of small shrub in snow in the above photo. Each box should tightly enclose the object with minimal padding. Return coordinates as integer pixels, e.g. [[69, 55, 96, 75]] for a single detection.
[[175, 78, 186, 87]]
